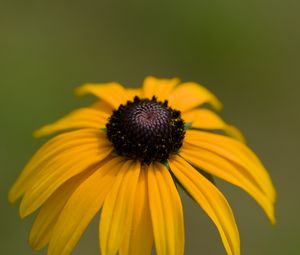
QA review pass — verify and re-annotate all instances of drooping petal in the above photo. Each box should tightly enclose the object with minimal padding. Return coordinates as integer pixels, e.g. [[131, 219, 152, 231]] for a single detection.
[[184, 130, 276, 203], [119, 167, 153, 255], [19, 131, 113, 218], [147, 162, 184, 255], [100, 160, 140, 255], [142, 76, 179, 101], [168, 82, 222, 112], [9, 129, 105, 203], [47, 157, 124, 255], [29, 168, 95, 251], [182, 109, 245, 142], [76, 82, 128, 109], [34, 108, 109, 138], [126, 88, 142, 100], [180, 141, 275, 223], [169, 156, 240, 255]]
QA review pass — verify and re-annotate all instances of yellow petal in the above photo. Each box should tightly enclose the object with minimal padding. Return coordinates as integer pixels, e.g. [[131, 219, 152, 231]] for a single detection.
[[119, 167, 153, 255], [168, 82, 222, 112], [126, 88, 142, 100], [29, 168, 94, 251], [47, 157, 124, 255], [100, 160, 140, 255], [180, 142, 275, 223], [19, 132, 113, 218], [169, 156, 240, 255], [91, 100, 114, 115], [184, 130, 276, 203], [34, 108, 109, 138], [147, 162, 184, 255], [76, 82, 128, 109], [9, 129, 104, 203], [142, 76, 179, 101], [182, 109, 245, 142], [224, 125, 246, 143]]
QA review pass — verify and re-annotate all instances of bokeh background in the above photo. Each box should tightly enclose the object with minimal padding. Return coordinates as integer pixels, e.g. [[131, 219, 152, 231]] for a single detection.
[[1, 0, 299, 254]]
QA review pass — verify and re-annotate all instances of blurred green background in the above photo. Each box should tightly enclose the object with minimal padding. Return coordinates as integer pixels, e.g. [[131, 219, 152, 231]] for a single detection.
[[1, 0, 299, 254]]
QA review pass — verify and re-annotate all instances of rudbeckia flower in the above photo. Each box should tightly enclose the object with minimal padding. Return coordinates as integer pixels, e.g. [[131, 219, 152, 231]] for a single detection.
[[9, 76, 276, 255]]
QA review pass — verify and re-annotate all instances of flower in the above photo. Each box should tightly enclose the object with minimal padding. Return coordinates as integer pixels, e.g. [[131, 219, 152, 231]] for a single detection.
[[9, 76, 276, 255]]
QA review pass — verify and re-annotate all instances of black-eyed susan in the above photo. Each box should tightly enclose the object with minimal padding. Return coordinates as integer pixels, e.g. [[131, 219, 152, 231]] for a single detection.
[[9, 76, 276, 255]]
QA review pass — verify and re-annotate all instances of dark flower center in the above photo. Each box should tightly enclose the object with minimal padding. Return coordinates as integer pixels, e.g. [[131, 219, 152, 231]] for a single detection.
[[106, 96, 185, 164]]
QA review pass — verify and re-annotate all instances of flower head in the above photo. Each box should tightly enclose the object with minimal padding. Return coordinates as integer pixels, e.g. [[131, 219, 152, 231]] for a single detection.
[[9, 76, 276, 255]]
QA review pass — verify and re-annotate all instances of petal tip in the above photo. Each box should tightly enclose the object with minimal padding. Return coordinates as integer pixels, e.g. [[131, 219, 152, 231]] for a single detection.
[[19, 200, 33, 219], [270, 218, 276, 225], [33, 126, 54, 138], [19, 208, 28, 219], [28, 237, 43, 252], [74, 84, 87, 96], [8, 190, 16, 204], [8, 184, 21, 204], [269, 209, 277, 225], [213, 98, 223, 111], [33, 129, 44, 138], [225, 125, 246, 143]]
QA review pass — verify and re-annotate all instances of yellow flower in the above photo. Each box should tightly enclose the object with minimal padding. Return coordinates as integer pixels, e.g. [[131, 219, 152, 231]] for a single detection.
[[9, 76, 276, 255]]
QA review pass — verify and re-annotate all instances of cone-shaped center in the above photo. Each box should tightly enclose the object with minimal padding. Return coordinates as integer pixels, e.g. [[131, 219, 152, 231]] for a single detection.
[[106, 96, 185, 164]]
